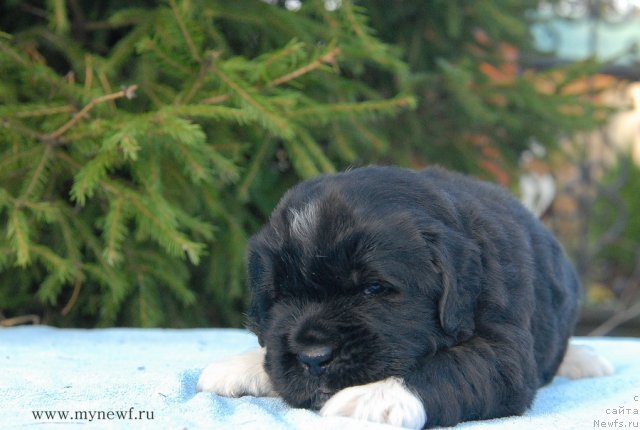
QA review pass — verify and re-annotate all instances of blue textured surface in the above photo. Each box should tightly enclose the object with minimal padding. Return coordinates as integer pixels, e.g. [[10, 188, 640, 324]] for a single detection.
[[1, 326, 638, 429]]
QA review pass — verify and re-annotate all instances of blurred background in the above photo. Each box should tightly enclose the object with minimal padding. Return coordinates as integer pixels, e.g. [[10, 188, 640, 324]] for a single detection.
[[0, 0, 638, 335]]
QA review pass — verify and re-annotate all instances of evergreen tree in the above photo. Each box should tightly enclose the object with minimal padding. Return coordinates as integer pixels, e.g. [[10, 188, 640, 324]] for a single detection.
[[0, 0, 414, 327], [0, 0, 608, 327]]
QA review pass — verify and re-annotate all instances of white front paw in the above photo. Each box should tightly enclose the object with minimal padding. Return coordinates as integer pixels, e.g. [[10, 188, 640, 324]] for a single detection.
[[320, 377, 426, 429], [557, 344, 614, 380], [197, 348, 275, 397]]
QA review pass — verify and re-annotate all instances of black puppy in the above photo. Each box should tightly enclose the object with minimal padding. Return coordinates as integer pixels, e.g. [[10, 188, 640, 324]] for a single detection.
[[198, 166, 612, 428]]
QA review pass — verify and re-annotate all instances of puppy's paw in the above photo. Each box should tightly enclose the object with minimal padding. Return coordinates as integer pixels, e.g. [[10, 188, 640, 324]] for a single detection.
[[320, 377, 426, 430], [197, 348, 275, 397], [557, 344, 614, 379]]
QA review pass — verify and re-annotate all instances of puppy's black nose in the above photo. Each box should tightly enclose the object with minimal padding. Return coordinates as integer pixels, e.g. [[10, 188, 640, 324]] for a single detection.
[[297, 345, 333, 376]]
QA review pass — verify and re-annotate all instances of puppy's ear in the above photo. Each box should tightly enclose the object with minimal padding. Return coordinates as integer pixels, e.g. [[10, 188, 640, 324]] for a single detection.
[[424, 227, 482, 340]]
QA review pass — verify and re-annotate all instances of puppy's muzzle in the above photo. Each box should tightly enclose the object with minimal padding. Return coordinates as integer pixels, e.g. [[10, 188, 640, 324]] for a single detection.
[[297, 345, 333, 376]]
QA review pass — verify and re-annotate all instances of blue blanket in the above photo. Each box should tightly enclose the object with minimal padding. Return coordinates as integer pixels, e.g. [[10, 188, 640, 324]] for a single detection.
[[1, 326, 638, 429]]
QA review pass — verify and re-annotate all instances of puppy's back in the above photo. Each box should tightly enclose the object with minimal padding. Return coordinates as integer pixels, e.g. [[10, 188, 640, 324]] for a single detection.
[[420, 166, 580, 386]]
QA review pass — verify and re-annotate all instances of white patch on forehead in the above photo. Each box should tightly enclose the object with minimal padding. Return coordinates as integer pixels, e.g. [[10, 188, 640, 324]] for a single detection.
[[289, 201, 319, 241]]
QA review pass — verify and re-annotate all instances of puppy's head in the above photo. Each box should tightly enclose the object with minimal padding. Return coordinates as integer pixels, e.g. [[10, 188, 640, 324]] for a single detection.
[[245, 173, 481, 409]]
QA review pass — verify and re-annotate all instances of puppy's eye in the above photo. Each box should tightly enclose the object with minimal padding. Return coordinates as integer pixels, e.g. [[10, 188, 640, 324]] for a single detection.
[[363, 283, 388, 297]]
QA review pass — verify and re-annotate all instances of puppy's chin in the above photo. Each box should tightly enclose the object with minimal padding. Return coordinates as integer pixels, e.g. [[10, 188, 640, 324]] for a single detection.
[[306, 388, 335, 410], [264, 359, 334, 410]]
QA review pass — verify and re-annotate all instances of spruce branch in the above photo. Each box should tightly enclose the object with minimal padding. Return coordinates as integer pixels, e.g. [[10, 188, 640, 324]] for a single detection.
[[103, 196, 128, 266], [178, 51, 224, 104], [31, 244, 76, 280], [139, 38, 191, 75], [10, 105, 75, 118], [0, 41, 83, 99], [209, 61, 293, 138], [0, 147, 46, 183], [168, 0, 200, 61], [97, 69, 117, 113], [1, 118, 44, 140], [61, 277, 83, 316], [330, 124, 358, 162], [352, 119, 387, 153], [82, 7, 147, 30], [173, 144, 209, 183], [128, 195, 204, 265], [84, 54, 94, 92], [343, 2, 375, 53], [136, 251, 195, 305], [262, 40, 305, 68], [23, 201, 61, 224], [54, 206, 82, 262], [49, 0, 70, 34], [70, 151, 119, 206], [104, 21, 151, 76], [41, 85, 138, 142], [340, 2, 406, 72], [288, 95, 416, 122], [8, 208, 31, 266], [201, 46, 341, 105], [0, 314, 41, 327], [266, 46, 340, 87], [57, 151, 121, 199], [296, 128, 336, 173], [205, 147, 240, 183], [180, 64, 210, 105], [238, 139, 275, 200], [200, 93, 230, 105], [160, 104, 255, 123], [315, 0, 339, 30], [283, 140, 320, 179], [19, 144, 53, 202], [173, 208, 215, 241]]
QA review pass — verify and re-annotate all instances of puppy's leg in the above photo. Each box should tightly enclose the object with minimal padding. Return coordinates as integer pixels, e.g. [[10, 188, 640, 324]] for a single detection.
[[393, 332, 543, 428], [556, 344, 614, 379], [320, 377, 426, 430], [197, 348, 275, 397]]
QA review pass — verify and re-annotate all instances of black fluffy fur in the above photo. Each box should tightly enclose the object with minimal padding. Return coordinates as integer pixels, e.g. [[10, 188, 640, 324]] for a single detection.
[[245, 166, 579, 428]]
